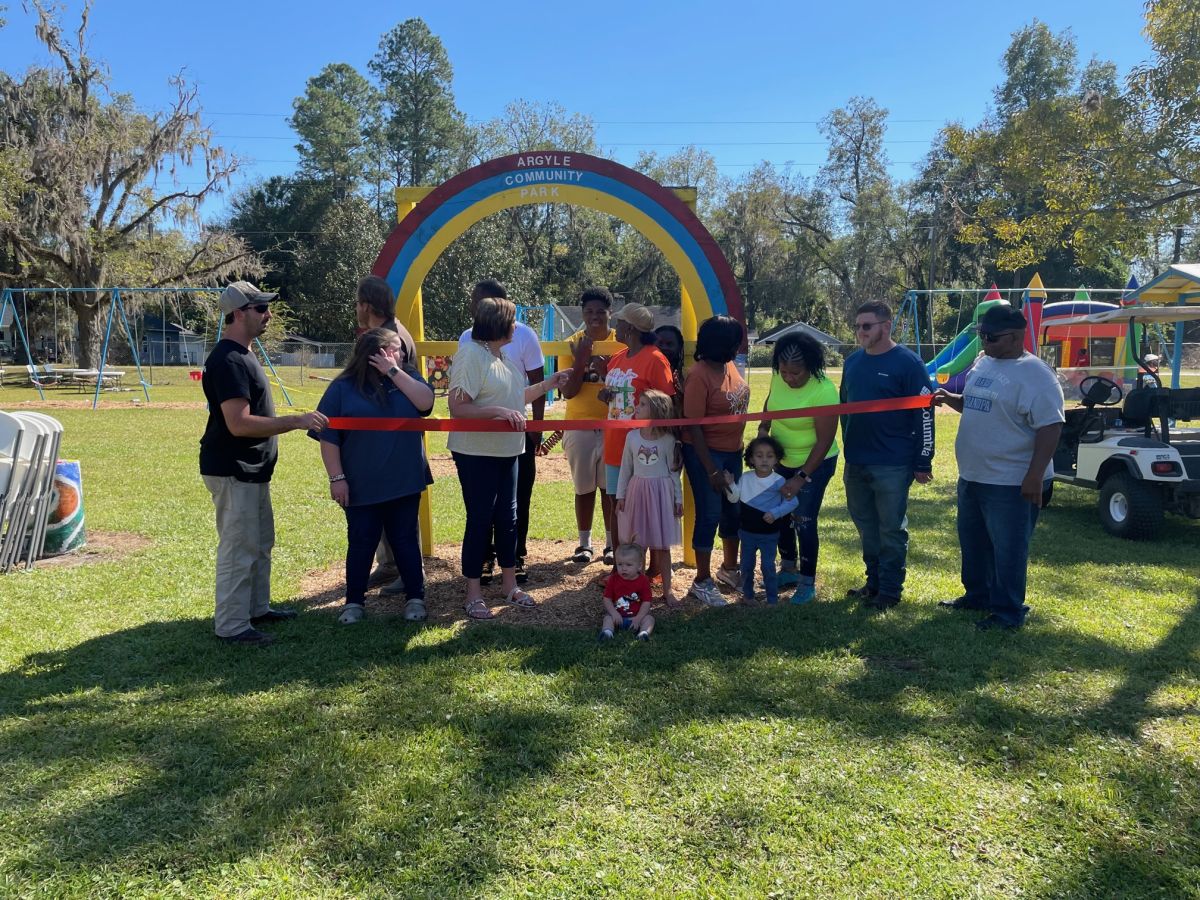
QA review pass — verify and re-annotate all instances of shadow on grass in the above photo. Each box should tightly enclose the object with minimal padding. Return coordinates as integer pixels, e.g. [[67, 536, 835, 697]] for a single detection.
[[2, 567, 1198, 892]]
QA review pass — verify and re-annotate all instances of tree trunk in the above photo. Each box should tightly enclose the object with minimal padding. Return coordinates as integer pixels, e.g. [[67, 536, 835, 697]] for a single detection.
[[71, 293, 106, 369]]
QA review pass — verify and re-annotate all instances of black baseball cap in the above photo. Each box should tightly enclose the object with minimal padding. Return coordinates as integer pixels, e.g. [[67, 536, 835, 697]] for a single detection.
[[977, 304, 1027, 334]]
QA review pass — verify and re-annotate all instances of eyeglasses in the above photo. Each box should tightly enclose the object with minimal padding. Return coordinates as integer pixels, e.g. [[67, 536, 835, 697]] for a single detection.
[[854, 321, 883, 332], [979, 330, 1018, 342], [240, 303, 271, 314]]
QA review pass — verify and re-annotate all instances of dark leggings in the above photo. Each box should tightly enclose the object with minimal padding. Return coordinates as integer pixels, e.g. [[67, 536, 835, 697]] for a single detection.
[[453, 452, 519, 579], [344, 493, 424, 605], [777, 456, 837, 577]]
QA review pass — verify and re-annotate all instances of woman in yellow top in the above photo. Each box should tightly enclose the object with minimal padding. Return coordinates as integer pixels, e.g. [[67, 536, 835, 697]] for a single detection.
[[758, 331, 840, 604]]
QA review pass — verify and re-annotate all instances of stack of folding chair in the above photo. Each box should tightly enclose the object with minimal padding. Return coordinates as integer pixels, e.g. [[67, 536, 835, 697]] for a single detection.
[[0, 410, 65, 571]]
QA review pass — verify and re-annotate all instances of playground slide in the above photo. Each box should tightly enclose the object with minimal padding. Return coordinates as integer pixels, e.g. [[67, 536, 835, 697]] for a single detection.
[[927, 298, 1007, 392], [924, 327, 975, 375]]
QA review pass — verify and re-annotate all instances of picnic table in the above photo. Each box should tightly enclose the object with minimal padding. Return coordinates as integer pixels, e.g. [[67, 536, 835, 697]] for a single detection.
[[67, 369, 126, 391]]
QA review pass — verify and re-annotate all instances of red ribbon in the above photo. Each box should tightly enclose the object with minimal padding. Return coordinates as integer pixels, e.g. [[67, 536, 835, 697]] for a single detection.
[[326, 394, 933, 432]]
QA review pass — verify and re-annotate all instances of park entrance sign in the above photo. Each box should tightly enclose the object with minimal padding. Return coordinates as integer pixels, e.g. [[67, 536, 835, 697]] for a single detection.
[[371, 151, 745, 559]]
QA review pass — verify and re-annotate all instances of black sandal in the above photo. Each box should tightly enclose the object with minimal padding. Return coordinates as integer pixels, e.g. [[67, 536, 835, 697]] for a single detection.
[[571, 546, 595, 563], [602, 546, 615, 566]]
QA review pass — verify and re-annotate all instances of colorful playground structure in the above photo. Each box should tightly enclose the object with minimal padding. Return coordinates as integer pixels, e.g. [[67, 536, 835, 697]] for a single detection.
[[898, 266, 1200, 397]]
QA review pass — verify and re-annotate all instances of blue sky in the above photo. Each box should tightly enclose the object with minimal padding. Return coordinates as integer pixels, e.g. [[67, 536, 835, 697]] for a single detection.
[[0, 0, 1152, 221]]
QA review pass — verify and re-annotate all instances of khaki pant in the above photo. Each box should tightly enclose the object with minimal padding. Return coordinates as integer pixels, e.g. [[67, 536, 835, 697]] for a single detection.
[[203, 475, 274, 637]]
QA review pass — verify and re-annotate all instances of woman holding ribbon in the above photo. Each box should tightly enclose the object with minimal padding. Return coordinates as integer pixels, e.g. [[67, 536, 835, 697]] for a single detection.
[[314, 328, 435, 623], [597, 303, 676, 550], [449, 297, 569, 619], [757, 331, 839, 604]]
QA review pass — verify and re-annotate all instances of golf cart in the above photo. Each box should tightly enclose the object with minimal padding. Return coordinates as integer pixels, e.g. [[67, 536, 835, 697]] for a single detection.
[[1047, 306, 1200, 540]]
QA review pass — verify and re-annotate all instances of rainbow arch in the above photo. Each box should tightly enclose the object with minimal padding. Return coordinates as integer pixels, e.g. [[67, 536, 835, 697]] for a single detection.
[[371, 151, 744, 326]]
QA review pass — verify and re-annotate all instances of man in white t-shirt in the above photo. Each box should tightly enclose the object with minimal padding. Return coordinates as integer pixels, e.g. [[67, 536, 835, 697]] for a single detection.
[[934, 304, 1064, 631], [457, 279, 545, 583]]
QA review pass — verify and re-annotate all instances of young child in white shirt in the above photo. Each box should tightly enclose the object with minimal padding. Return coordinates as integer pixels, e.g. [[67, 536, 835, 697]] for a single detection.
[[724, 436, 799, 604]]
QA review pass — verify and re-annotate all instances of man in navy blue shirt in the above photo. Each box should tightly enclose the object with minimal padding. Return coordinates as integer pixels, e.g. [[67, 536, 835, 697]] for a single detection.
[[839, 301, 934, 609]]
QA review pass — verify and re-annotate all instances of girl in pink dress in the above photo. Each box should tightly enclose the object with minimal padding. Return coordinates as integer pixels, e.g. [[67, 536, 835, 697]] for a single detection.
[[616, 389, 683, 607]]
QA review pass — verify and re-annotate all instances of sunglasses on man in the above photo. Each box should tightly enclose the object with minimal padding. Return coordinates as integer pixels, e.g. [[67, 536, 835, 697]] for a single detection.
[[240, 303, 271, 314], [978, 329, 1018, 342]]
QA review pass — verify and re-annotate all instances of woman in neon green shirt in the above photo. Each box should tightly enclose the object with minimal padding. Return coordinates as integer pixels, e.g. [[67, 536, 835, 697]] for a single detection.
[[758, 332, 840, 603]]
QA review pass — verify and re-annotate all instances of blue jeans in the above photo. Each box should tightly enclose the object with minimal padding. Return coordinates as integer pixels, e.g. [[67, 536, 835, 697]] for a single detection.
[[739, 529, 780, 603], [452, 452, 518, 579], [682, 444, 741, 552], [957, 478, 1043, 626], [776, 456, 837, 578], [843, 463, 914, 599], [344, 494, 424, 605]]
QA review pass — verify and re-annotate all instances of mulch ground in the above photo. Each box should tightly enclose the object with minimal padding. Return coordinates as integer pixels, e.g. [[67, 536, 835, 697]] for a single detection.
[[298, 538, 759, 630], [8, 529, 153, 570]]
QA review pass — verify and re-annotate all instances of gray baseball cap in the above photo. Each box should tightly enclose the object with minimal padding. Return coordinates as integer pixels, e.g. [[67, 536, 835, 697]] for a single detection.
[[219, 281, 278, 314]]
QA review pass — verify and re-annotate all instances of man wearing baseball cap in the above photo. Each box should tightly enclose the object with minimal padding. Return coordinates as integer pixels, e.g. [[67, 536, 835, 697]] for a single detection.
[[200, 281, 329, 645], [933, 303, 1064, 631]]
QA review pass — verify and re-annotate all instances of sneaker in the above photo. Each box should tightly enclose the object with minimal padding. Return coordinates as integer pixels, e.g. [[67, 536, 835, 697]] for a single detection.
[[219, 627, 275, 646], [688, 578, 728, 607], [791, 585, 815, 605], [636, 631, 650, 642], [403, 598, 427, 622], [250, 607, 297, 625], [938, 596, 989, 611], [338, 603, 365, 625], [865, 594, 900, 610], [480, 557, 496, 586], [367, 565, 398, 587], [602, 546, 615, 566], [598, 629, 614, 642], [714, 567, 741, 590], [777, 569, 800, 589], [515, 558, 529, 585], [380, 576, 407, 597], [976, 614, 1022, 631]]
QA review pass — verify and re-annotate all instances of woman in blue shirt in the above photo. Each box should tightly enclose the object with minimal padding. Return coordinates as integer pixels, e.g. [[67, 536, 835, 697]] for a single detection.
[[315, 328, 435, 623]]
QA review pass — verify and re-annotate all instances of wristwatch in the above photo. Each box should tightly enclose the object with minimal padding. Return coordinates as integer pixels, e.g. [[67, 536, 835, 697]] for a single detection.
[[386, 365, 400, 377]]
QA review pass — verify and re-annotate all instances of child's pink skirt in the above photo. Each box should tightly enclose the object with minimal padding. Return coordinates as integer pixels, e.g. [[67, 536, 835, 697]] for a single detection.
[[619, 475, 681, 550]]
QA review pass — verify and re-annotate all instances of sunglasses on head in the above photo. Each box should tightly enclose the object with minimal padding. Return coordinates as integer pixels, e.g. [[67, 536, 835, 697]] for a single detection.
[[240, 303, 270, 314]]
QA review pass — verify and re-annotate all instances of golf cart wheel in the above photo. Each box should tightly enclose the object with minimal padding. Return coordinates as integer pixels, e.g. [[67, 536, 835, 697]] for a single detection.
[[1098, 471, 1163, 540]]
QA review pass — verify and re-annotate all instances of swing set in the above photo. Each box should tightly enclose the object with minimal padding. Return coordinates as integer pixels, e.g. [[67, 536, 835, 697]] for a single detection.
[[0, 286, 295, 409]]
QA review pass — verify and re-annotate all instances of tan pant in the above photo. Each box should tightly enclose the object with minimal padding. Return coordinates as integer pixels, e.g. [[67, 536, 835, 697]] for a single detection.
[[203, 475, 274, 637]]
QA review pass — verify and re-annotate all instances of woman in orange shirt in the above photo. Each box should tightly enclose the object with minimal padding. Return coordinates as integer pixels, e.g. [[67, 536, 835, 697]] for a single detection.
[[597, 303, 675, 549]]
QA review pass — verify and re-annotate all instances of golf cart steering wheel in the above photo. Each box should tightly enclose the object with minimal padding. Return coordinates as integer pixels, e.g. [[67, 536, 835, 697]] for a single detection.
[[1079, 375, 1123, 407]]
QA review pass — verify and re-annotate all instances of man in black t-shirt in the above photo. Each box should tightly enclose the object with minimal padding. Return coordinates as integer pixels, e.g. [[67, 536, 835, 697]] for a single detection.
[[200, 281, 328, 645]]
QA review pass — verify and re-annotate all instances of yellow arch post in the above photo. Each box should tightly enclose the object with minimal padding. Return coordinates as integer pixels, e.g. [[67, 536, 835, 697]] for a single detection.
[[395, 188, 435, 556], [676, 187, 699, 567]]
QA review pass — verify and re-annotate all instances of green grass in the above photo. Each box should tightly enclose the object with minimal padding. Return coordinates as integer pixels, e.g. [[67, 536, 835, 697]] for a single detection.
[[1, 370, 1199, 897]]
